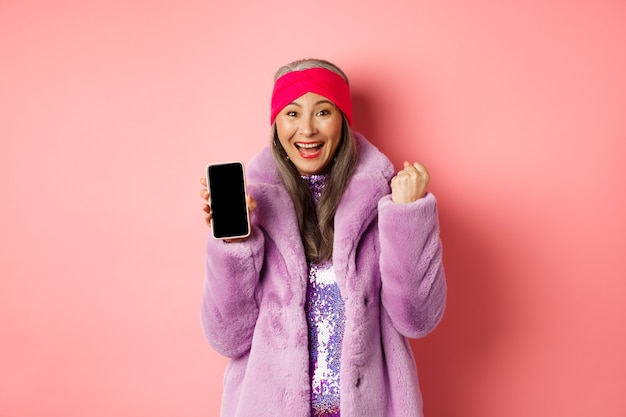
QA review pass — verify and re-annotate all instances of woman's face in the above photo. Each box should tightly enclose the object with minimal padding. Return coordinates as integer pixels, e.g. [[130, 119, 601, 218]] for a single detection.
[[275, 92, 343, 175]]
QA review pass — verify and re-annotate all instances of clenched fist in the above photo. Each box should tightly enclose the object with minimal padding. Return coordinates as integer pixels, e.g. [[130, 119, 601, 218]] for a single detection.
[[391, 161, 430, 204]]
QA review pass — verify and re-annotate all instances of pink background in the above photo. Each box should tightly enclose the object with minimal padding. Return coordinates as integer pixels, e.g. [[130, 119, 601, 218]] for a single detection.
[[2, 1, 625, 416]]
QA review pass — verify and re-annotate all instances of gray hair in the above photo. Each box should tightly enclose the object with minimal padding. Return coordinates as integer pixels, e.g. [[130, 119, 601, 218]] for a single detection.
[[273, 58, 350, 84]]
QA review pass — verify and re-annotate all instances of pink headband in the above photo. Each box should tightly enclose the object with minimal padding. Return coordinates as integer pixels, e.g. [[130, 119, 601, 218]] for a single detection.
[[270, 67, 352, 126]]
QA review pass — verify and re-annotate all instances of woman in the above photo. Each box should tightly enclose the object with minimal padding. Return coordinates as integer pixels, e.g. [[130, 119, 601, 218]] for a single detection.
[[199, 58, 446, 417]]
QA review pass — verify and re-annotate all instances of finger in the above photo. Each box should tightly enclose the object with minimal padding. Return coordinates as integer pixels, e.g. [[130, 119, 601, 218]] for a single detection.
[[200, 177, 207, 186], [400, 161, 421, 175], [246, 195, 257, 212], [200, 188, 209, 200], [202, 203, 212, 227], [396, 166, 412, 177], [402, 161, 416, 174], [412, 163, 430, 185], [412, 162, 429, 176]]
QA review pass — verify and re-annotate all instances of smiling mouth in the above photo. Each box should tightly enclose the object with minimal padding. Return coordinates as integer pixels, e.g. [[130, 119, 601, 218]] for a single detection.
[[295, 142, 323, 158]]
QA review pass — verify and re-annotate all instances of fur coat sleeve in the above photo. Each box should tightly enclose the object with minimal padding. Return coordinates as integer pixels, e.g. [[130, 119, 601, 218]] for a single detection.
[[200, 226, 265, 358], [378, 192, 446, 338]]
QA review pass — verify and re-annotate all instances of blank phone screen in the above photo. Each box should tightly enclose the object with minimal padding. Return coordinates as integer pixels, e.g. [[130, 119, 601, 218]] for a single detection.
[[207, 162, 249, 239]]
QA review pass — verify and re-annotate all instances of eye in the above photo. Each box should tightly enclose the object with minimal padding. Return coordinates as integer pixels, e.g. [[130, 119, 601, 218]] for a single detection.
[[285, 110, 298, 117], [316, 109, 330, 117]]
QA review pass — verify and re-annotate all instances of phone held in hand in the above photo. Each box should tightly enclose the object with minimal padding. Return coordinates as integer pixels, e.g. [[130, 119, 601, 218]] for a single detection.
[[206, 161, 250, 240]]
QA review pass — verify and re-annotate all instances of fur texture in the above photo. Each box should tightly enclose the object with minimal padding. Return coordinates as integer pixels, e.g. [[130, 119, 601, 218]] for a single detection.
[[201, 133, 447, 416]]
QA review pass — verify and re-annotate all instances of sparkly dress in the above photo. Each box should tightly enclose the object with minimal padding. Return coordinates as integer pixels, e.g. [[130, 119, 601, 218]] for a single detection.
[[302, 174, 346, 417]]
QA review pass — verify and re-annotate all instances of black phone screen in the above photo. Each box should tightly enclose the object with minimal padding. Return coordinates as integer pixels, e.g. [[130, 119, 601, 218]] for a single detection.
[[207, 162, 250, 239]]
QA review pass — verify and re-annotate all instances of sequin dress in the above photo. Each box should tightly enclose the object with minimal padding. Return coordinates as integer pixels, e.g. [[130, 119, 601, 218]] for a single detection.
[[303, 174, 346, 417]]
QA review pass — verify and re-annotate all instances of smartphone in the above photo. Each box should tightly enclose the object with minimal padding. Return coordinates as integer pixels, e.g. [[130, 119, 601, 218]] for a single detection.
[[206, 161, 250, 240]]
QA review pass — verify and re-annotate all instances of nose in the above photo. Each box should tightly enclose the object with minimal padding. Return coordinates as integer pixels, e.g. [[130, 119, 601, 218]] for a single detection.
[[299, 116, 318, 137]]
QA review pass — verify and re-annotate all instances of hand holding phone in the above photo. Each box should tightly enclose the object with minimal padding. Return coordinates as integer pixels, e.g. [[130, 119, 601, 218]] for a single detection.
[[205, 161, 251, 240]]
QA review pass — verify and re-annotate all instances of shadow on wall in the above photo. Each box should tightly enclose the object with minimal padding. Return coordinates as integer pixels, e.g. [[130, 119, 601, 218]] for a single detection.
[[411, 208, 502, 417], [352, 85, 505, 417]]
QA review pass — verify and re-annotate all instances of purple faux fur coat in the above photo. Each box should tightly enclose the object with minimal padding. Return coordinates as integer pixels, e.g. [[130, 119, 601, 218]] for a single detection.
[[201, 133, 446, 417]]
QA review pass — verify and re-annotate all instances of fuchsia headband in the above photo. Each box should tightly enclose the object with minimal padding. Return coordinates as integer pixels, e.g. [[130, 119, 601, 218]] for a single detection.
[[270, 67, 353, 126]]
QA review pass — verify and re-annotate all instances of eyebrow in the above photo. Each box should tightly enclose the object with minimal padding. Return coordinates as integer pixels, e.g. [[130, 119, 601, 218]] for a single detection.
[[286, 99, 335, 107]]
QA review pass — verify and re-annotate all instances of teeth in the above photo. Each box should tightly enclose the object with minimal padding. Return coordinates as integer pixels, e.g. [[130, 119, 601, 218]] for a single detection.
[[297, 143, 321, 149]]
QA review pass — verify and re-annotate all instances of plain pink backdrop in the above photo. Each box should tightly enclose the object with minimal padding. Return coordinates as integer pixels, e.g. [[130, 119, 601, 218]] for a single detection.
[[1, 1, 625, 416]]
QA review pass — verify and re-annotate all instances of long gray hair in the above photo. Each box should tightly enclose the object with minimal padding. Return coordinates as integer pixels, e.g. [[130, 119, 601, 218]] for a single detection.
[[270, 58, 359, 262]]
